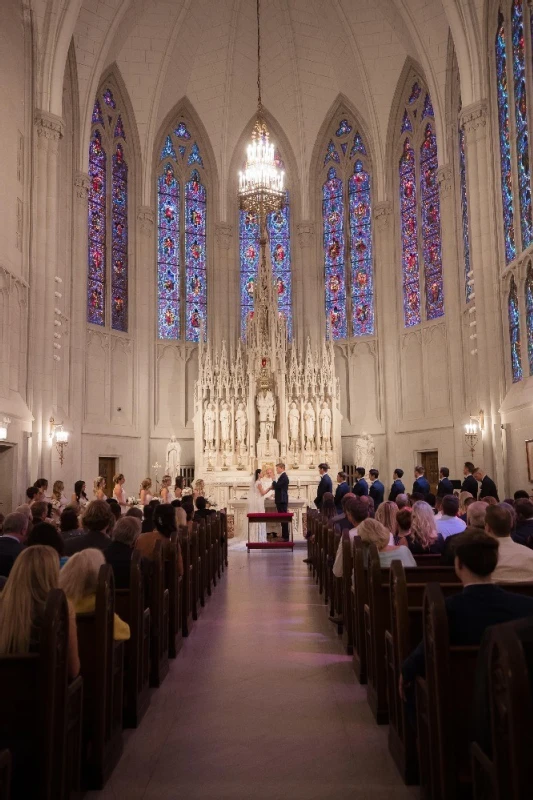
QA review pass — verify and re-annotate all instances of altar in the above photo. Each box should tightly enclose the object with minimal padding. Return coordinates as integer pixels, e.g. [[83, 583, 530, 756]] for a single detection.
[[230, 496, 307, 541]]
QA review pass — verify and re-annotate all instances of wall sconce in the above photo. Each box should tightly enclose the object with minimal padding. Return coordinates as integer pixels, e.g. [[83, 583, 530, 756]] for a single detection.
[[50, 417, 69, 466], [0, 417, 11, 441], [464, 421, 479, 461]]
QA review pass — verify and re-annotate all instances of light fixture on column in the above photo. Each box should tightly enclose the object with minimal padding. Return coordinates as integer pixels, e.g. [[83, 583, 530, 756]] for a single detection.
[[49, 417, 69, 466], [0, 417, 11, 441], [464, 421, 479, 461]]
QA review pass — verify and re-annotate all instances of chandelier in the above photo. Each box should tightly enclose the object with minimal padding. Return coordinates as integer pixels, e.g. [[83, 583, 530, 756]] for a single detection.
[[238, 0, 285, 217]]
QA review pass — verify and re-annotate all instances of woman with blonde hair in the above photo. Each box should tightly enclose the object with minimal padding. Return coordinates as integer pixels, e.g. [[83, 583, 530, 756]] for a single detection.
[[375, 501, 398, 538], [140, 478, 153, 506], [160, 475, 172, 504], [403, 500, 443, 554], [51, 479, 68, 516], [93, 476, 107, 501], [357, 518, 416, 567], [459, 491, 474, 517], [0, 546, 80, 678], [59, 549, 130, 641], [113, 473, 127, 513]]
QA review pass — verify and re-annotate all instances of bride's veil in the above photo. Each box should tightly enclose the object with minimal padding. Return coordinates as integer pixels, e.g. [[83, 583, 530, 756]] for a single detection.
[[247, 473, 259, 512]]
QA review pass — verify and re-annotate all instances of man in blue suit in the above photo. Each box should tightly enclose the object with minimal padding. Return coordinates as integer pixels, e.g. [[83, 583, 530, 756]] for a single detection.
[[412, 465, 430, 497], [272, 461, 289, 541], [368, 469, 385, 509], [315, 463, 332, 510], [436, 466, 454, 498], [388, 469, 405, 502], [334, 471, 350, 513], [352, 467, 369, 497]]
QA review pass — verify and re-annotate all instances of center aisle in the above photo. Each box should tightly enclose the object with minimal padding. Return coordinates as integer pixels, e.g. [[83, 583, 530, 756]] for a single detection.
[[89, 550, 418, 800]]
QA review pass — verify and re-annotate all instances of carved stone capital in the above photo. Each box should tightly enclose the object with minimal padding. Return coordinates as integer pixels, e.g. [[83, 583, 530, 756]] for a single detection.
[[137, 206, 155, 235], [459, 101, 487, 136], [215, 222, 233, 249], [297, 221, 314, 247], [373, 201, 392, 230], [34, 110, 64, 141], [437, 165, 453, 198], [74, 172, 90, 203]]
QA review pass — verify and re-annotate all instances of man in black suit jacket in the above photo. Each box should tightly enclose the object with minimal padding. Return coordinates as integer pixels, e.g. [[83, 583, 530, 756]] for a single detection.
[[334, 472, 350, 513], [0, 512, 28, 577], [272, 462, 289, 541], [412, 466, 430, 497], [513, 499, 533, 546], [436, 466, 454, 497], [315, 463, 333, 510], [401, 529, 533, 693], [64, 500, 114, 555], [473, 468, 499, 501], [388, 469, 405, 502], [461, 462, 479, 499], [368, 469, 384, 509], [352, 467, 369, 497]]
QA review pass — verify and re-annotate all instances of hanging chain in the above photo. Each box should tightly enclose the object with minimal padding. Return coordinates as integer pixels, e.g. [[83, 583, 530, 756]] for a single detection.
[[256, 0, 262, 113]]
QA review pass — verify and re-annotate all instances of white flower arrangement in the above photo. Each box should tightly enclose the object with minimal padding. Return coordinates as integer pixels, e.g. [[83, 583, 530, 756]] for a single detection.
[[182, 487, 193, 497]]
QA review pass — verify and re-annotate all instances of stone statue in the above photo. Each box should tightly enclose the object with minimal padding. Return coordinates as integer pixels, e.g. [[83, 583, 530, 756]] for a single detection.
[[165, 435, 181, 481], [288, 401, 300, 446], [204, 402, 216, 450], [257, 390, 276, 441], [355, 433, 375, 473], [304, 402, 316, 450], [319, 400, 332, 449], [220, 401, 232, 449], [235, 402, 247, 447]]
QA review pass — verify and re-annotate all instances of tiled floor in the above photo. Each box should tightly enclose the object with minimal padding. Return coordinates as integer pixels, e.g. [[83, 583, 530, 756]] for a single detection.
[[88, 549, 418, 799]]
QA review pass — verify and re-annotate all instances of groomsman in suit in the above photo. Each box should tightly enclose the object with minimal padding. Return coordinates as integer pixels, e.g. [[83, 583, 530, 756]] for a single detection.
[[461, 462, 479, 499], [437, 466, 454, 498], [315, 463, 332, 510], [272, 461, 290, 541], [369, 469, 385, 509], [473, 467, 499, 501], [352, 467, 369, 497], [388, 469, 405, 502], [412, 465, 430, 497], [334, 472, 350, 513]]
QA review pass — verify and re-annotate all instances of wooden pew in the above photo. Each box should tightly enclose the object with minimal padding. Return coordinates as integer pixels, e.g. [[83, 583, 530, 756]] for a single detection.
[[197, 519, 207, 608], [0, 588, 76, 800], [385, 561, 461, 784], [76, 564, 124, 790], [0, 750, 11, 800], [114, 550, 151, 727], [219, 508, 228, 569], [190, 521, 200, 620], [341, 531, 354, 654], [351, 537, 368, 683], [331, 526, 343, 629], [471, 619, 533, 800], [147, 541, 169, 688], [179, 525, 193, 636], [166, 536, 183, 658]]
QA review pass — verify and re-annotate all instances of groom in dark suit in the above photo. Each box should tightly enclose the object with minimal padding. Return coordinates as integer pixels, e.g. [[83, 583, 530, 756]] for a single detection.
[[272, 461, 289, 541]]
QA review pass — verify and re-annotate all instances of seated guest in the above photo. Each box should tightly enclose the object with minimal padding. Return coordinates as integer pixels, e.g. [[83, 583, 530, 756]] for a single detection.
[[481, 495, 498, 507], [315, 463, 333, 510], [0, 512, 29, 577], [15, 504, 32, 525], [64, 500, 114, 555], [330, 492, 356, 532], [31, 501, 49, 526], [193, 495, 214, 522], [171, 499, 187, 528], [466, 501, 487, 530], [352, 467, 369, 497], [26, 522, 65, 559], [135, 504, 184, 576], [426, 492, 436, 509], [181, 495, 195, 530], [401, 530, 533, 697], [369, 469, 385, 509], [375, 501, 398, 544], [126, 507, 143, 521], [514, 490, 531, 501], [487, 504, 533, 583], [461, 462, 479, 499], [412, 466, 430, 497], [320, 492, 337, 521], [437, 467, 454, 498], [332, 496, 370, 578], [105, 516, 142, 589], [400, 501, 443, 554], [436, 495, 467, 539], [357, 518, 417, 568], [142, 499, 159, 533], [395, 508, 412, 543], [395, 493, 410, 510], [107, 499, 122, 525], [0, 546, 80, 678], [474, 467, 499, 501], [334, 472, 350, 513], [389, 469, 406, 502], [59, 549, 130, 641], [60, 507, 83, 541], [434, 495, 443, 519], [513, 499, 533, 546], [460, 494, 476, 521]]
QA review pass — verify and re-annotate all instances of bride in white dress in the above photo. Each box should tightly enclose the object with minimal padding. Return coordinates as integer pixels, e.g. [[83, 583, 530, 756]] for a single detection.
[[247, 468, 274, 542]]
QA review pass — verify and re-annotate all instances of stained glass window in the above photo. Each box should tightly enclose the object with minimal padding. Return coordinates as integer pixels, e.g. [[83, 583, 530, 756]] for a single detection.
[[399, 138, 420, 327], [512, 0, 533, 249], [336, 120, 352, 137], [508, 275, 523, 382], [459, 125, 473, 303], [87, 87, 129, 331], [324, 140, 340, 165], [420, 124, 444, 319], [349, 161, 373, 336], [156, 122, 209, 340], [495, 11, 517, 263], [526, 264, 533, 374], [401, 111, 413, 134], [323, 167, 347, 339], [239, 210, 260, 336], [409, 82, 421, 103]]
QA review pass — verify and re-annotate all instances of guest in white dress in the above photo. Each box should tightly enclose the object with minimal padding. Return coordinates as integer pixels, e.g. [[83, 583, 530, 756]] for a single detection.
[[51, 480, 68, 521], [140, 478, 153, 506], [160, 475, 172, 504], [72, 481, 89, 511], [93, 476, 107, 502], [248, 469, 275, 542], [113, 474, 128, 514]]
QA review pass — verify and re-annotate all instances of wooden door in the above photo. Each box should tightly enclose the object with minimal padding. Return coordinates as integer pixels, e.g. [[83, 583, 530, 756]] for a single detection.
[[421, 451, 439, 495], [98, 457, 116, 499]]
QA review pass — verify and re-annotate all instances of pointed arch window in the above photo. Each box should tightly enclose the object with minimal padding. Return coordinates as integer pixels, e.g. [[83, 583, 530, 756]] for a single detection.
[[88, 87, 129, 331], [156, 119, 208, 341], [526, 264, 533, 374], [398, 83, 444, 327], [320, 121, 374, 339], [508, 274, 523, 382], [458, 121, 473, 303]]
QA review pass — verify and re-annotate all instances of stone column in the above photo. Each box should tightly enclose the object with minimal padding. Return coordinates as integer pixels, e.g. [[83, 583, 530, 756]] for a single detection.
[[460, 101, 505, 488], [29, 110, 64, 478], [373, 201, 398, 477], [215, 222, 233, 344], [138, 207, 155, 472], [296, 221, 317, 345], [437, 164, 469, 471]]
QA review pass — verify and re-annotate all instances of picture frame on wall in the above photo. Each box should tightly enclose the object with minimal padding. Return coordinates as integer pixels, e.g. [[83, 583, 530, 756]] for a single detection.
[[527, 440, 533, 483]]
